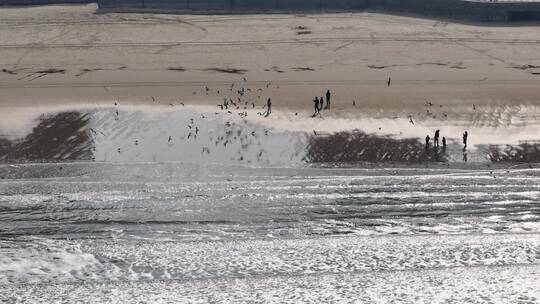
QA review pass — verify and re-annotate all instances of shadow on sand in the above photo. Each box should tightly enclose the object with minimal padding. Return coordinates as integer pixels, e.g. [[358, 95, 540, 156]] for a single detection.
[[484, 143, 540, 163], [303, 130, 448, 163], [0, 111, 94, 163]]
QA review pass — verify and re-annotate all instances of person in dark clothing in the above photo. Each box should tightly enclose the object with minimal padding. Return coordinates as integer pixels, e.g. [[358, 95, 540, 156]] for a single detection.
[[425, 135, 430, 150], [463, 131, 468, 148], [265, 98, 272, 117], [434, 130, 440, 147], [313, 97, 320, 117], [442, 137, 446, 149], [325, 90, 331, 110], [319, 96, 324, 112]]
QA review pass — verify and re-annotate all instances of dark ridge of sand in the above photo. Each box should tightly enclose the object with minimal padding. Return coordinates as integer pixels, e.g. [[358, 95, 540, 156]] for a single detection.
[[75, 68, 102, 77], [484, 143, 540, 163], [511, 64, 540, 70], [303, 130, 449, 163], [167, 67, 186, 72], [204, 68, 248, 74], [1, 68, 18, 75], [292, 67, 315, 72], [0, 111, 94, 163]]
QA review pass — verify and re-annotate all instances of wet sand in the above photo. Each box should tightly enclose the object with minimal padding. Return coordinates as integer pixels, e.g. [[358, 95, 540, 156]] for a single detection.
[[1, 106, 540, 167]]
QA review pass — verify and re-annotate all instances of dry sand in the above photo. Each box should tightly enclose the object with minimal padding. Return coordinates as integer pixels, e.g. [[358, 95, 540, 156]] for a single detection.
[[1, 4, 540, 109]]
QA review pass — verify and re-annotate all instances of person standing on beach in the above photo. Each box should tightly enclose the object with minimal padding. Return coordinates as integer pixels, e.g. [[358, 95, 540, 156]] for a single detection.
[[434, 130, 440, 147], [325, 90, 331, 110], [313, 97, 320, 117], [463, 131, 468, 148], [425, 135, 430, 150], [442, 137, 447, 149], [265, 98, 272, 117]]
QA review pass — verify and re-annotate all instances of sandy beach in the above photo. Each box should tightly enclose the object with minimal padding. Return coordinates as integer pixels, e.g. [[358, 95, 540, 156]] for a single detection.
[[1, 4, 540, 110], [1, 4, 540, 156], [1, 4, 540, 303]]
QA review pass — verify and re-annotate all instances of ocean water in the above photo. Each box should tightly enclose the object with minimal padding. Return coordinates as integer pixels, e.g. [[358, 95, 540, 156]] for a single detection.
[[1, 108, 540, 303], [1, 162, 540, 303]]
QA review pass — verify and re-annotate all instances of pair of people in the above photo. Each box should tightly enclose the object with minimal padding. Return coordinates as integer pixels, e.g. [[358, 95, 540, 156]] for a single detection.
[[313, 90, 331, 116]]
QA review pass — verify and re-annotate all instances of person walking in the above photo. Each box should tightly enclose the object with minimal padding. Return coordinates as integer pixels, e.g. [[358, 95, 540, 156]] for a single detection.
[[463, 131, 468, 148], [434, 130, 440, 147]]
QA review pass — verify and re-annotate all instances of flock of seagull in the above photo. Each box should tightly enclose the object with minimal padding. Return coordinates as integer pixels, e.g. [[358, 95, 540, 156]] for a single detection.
[[100, 75, 480, 163], [107, 76, 285, 163]]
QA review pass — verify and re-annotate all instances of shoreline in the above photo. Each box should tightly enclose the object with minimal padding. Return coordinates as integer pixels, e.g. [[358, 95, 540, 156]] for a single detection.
[[0, 105, 539, 166]]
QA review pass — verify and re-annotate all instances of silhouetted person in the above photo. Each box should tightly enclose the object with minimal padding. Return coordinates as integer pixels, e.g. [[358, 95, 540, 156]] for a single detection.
[[313, 97, 320, 117], [442, 137, 446, 149], [463, 131, 468, 148], [387, 77, 391, 87], [265, 98, 272, 117], [434, 130, 440, 147], [319, 96, 324, 112], [325, 90, 331, 110], [425, 135, 430, 150]]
